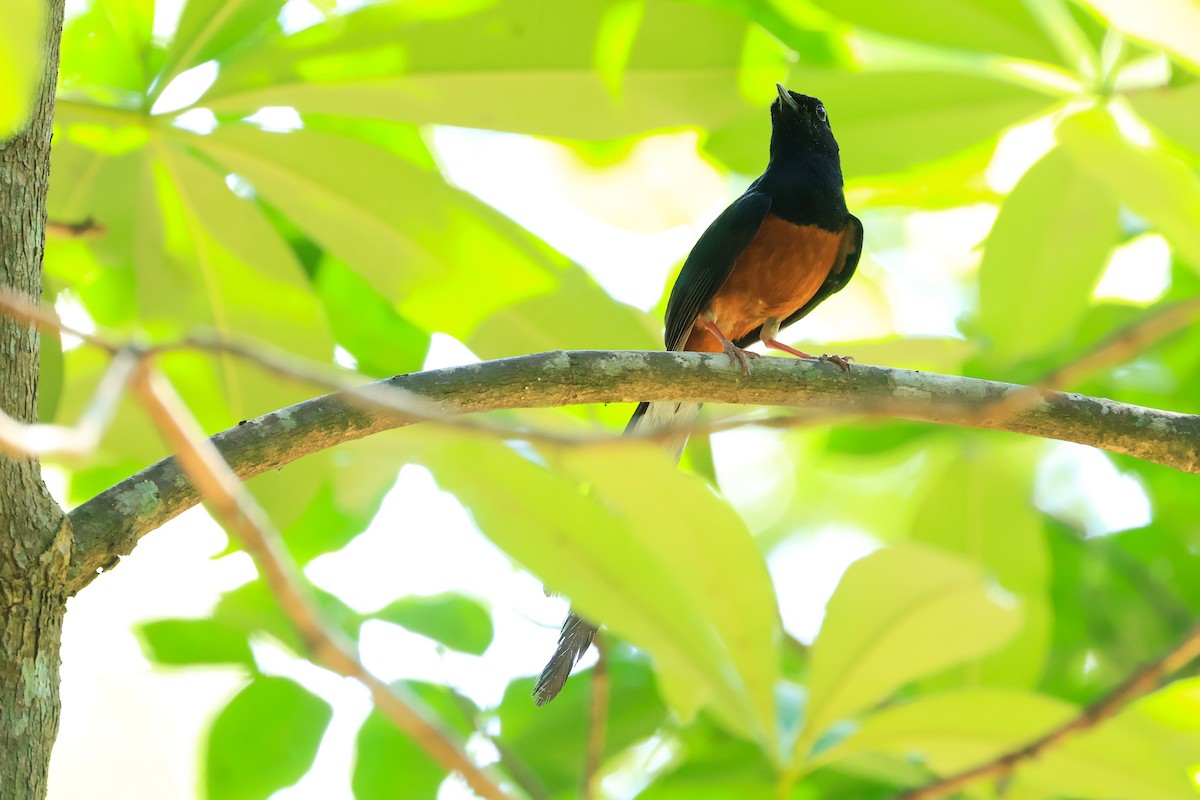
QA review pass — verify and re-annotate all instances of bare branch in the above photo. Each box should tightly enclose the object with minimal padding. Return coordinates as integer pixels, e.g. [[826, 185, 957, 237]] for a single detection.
[[1043, 297, 1200, 389], [897, 622, 1200, 800], [132, 365, 514, 800], [0, 348, 138, 458], [0, 287, 113, 352], [962, 296, 1200, 424], [67, 349, 1200, 593]]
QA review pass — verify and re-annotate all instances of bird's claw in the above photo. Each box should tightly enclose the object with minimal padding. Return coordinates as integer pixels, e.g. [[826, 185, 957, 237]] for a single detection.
[[818, 353, 853, 372], [723, 341, 758, 376]]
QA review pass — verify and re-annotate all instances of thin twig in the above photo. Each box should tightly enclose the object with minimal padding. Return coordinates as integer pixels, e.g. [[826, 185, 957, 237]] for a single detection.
[[46, 216, 105, 239], [131, 364, 514, 800], [961, 296, 1200, 424], [0, 347, 139, 458], [0, 286, 113, 351], [897, 621, 1200, 800], [1042, 297, 1200, 389], [582, 634, 610, 800]]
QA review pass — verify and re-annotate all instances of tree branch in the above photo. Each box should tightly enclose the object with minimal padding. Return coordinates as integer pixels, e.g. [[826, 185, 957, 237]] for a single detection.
[[66, 350, 1200, 593], [132, 365, 514, 800], [897, 621, 1200, 800]]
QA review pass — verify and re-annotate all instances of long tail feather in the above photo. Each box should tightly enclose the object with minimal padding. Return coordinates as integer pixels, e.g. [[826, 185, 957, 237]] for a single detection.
[[532, 611, 599, 705]]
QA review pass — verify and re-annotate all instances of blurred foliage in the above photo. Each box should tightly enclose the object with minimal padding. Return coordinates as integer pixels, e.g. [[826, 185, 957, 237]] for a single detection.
[[37, 0, 1200, 797], [0, 0, 45, 138]]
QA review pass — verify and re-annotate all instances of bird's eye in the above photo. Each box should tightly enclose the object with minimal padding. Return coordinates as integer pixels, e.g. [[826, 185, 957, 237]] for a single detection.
[[816, 105, 827, 122]]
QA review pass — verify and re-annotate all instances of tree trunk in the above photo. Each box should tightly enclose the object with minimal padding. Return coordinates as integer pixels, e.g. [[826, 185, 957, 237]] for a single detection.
[[0, 2, 70, 798]]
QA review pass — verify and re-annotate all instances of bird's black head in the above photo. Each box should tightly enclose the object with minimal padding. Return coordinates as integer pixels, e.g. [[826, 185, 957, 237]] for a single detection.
[[769, 84, 839, 160]]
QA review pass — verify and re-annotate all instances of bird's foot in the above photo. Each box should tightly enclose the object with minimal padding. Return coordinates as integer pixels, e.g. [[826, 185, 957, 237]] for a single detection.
[[722, 340, 758, 376], [816, 353, 853, 372]]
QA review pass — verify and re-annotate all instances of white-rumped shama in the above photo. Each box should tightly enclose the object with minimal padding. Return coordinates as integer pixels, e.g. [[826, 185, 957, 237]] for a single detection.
[[533, 84, 863, 706]]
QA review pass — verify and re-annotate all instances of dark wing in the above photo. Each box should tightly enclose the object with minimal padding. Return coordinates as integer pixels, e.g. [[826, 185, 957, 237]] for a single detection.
[[663, 191, 772, 351], [734, 213, 862, 348]]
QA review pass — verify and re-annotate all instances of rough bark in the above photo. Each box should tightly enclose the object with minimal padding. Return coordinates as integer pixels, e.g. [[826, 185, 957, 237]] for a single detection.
[[67, 349, 1200, 593], [0, 2, 70, 799]]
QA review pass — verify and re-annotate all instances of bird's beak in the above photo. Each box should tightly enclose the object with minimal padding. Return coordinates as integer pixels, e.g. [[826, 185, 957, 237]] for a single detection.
[[776, 83, 799, 111]]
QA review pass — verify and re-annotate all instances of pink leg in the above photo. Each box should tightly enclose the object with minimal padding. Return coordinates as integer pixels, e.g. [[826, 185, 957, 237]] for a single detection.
[[698, 316, 757, 376], [761, 318, 852, 372]]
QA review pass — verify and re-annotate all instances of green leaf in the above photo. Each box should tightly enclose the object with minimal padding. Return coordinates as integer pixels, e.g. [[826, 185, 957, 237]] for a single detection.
[[637, 714, 780, 800], [314, 258, 430, 378], [283, 452, 397, 566], [191, 122, 658, 358], [707, 69, 1055, 177], [1079, 0, 1200, 72], [352, 709, 446, 800], [465, 269, 659, 357], [213, 579, 363, 653], [189, 124, 559, 336], [148, 138, 337, 527], [1129, 82, 1200, 153], [154, 0, 285, 101], [976, 146, 1119, 364], [1040, 521, 1186, 703], [1131, 677, 1200, 768], [205, 676, 332, 800], [557, 444, 782, 743], [58, 0, 156, 105], [137, 617, 256, 667], [0, 0, 45, 138], [593, 0, 645, 100], [420, 435, 779, 744], [797, 545, 1022, 759], [807, 0, 1064, 63], [202, 0, 759, 138], [494, 646, 667, 796], [639, 713, 905, 799], [817, 688, 1199, 799], [352, 681, 476, 800], [911, 447, 1051, 688], [1058, 106, 1200, 274], [45, 144, 148, 329], [369, 593, 493, 655]]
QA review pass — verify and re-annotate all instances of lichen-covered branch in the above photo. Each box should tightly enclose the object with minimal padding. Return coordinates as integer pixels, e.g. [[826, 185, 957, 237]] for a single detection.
[[67, 349, 1200, 593]]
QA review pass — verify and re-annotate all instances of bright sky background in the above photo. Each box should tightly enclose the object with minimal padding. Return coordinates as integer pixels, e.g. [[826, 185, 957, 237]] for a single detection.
[[46, 3, 1169, 797]]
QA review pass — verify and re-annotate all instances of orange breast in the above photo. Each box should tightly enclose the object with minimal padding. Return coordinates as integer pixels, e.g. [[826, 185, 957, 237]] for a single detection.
[[683, 216, 843, 352]]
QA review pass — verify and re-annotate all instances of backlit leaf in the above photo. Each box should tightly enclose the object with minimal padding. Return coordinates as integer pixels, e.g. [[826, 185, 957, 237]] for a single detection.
[[202, 0, 758, 138], [420, 434, 779, 744], [1, 0, 45, 138], [369, 593, 493, 655], [797, 545, 1022, 760], [911, 447, 1051, 688], [976, 146, 1119, 364], [818, 688, 1199, 799], [352, 681, 476, 800], [138, 618, 256, 667], [1058, 106, 1200, 273], [807, 0, 1064, 63]]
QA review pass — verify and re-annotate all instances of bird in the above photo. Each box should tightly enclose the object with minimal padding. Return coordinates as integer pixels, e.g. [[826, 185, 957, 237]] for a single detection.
[[532, 83, 863, 706]]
